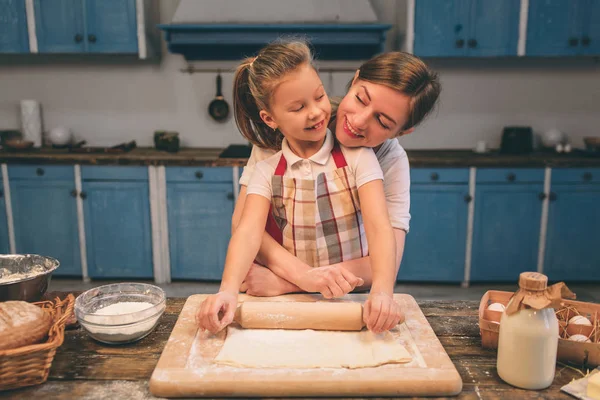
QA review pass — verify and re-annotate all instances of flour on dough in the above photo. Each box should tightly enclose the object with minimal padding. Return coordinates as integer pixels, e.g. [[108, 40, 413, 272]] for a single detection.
[[214, 327, 412, 369]]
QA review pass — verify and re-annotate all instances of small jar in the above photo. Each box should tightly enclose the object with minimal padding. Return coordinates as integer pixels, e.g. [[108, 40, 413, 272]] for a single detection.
[[496, 272, 559, 390]]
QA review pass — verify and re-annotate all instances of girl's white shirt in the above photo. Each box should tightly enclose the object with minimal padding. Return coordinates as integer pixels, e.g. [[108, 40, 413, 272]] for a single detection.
[[241, 129, 411, 232]]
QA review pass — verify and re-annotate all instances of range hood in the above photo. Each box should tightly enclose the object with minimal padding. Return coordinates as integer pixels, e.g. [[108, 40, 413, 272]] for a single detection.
[[157, 0, 391, 61]]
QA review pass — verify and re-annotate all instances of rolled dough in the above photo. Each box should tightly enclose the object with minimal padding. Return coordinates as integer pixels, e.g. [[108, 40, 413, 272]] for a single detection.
[[214, 326, 412, 369]]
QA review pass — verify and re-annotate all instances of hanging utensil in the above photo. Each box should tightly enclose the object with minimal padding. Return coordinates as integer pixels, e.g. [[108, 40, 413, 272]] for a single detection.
[[208, 71, 229, 122]]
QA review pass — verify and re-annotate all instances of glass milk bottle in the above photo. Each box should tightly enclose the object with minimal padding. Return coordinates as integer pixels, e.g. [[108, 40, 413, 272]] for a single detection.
[[496, 272, 563, 390]]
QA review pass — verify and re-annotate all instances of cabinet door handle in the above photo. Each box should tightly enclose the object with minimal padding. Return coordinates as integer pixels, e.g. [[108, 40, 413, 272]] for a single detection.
[[538, 192, 547, 201], [569, 37, 579, 47], [195, 171, 204, 179], [549, 192, 557, 201], [430, 172, 439, 181], [507, 173, 516, 182], [455, 39, 465, 48], [467, 38, 477, 48], [74, 34, 83, 43], [464, 194, 472, 203], [70, 189, 78, 198], [583, 172, 593, 182], [80, 192, 87, 200], [36, 168, 45, 176], [227, 192, 234, 200], [88, 34, 97, 43], [582, 36, 591, 47]]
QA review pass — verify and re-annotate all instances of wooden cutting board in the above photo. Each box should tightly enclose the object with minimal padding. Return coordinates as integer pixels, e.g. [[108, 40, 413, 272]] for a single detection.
[[149, 293, 462, 397]]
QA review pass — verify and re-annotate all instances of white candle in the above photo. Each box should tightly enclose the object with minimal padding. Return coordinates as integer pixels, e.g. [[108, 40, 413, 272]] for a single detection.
[[20, 100, 43, 147]]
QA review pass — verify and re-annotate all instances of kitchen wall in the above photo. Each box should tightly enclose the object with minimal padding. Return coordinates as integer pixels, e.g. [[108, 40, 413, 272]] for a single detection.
[[0, 0, 599, 149]]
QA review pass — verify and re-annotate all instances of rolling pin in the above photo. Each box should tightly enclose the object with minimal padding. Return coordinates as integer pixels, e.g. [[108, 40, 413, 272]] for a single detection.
[[233, 302, 366, 331]]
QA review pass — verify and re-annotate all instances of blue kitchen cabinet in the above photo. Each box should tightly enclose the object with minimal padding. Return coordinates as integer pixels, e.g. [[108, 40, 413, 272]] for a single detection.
[[0, 0, 29, 53], [544, 169, 600, 282], [526, 0, 599, 56], [468, 0, 520, 56], [8, 166, 81, 276], [470, 169, 544, 282], [34, 0, 85, 53], [582, 0, 600, 55], [413, 0, 520, 57], [414, 0, 470, 57], [85, 0, 138, 54], [0, 175, 10, 254], [34, 0, 138, 54], [167, 167, 234, 281], [399, 169, 469, 282], [81, 166, 153, 279]]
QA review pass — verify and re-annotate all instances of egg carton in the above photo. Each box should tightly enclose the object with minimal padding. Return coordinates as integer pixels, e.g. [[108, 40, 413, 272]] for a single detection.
[[478, 290, 600, 368]]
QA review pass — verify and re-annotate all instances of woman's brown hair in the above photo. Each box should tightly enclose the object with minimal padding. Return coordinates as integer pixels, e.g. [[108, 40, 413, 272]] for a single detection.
[[351, 52, 441, 133], [233, 40, 314, 150]]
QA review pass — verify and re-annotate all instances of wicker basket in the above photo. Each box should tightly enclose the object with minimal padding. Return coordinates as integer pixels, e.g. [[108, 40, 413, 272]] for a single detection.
[[479, 290, 600, 367], [0, 294, 75, 391]]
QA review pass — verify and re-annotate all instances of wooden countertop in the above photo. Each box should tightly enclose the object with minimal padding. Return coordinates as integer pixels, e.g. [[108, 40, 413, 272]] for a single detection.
[[0, 291, 582, 399], [0, 147, 599, 167]]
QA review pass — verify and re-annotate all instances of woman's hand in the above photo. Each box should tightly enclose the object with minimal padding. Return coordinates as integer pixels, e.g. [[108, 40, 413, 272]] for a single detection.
[[240, 263, 301, 296], [196, 291, 238, 334], [296, 265, 364, 299], [363, 292, 404, 333]]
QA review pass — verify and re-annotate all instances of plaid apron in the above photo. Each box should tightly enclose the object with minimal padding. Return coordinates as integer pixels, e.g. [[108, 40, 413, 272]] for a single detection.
[[265, 143, 368, 268]]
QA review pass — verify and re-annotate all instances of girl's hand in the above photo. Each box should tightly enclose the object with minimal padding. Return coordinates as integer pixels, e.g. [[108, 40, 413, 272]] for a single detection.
[[297, 265, 364, 299], [196, 291, 238, 334], [363, 292, 404, 333]]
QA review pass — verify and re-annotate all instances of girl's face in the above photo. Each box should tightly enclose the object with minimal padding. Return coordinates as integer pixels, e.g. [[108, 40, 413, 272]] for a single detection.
[[260, 63, 331, 155], [334, 74, 415, 149]]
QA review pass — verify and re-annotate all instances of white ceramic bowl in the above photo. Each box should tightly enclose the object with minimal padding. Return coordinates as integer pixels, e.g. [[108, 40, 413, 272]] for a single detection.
[[48, 126, 72, 146], [74, 283, 166, 344]]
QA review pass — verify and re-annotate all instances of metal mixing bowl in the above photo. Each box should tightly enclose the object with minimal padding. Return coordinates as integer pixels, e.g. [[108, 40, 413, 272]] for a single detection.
[[0, 254, 60, 302]]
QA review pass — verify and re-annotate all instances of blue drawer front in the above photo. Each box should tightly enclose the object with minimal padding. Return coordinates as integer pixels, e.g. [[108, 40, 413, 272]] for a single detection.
[[476, 168, 545, 184], [8, 165, 74, 180], [410, 168, 469, 184], [81, 166, 148, 181], [166, 167, 233, 183], [551, 168, 600, 184]]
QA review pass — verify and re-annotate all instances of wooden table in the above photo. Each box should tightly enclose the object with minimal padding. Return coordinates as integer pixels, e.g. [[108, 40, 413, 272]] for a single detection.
[[0, 293, 584, 399]]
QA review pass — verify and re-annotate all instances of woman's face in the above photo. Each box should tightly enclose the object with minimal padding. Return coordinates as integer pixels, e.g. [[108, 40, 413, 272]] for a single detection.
[[334, 75, 414, 149]]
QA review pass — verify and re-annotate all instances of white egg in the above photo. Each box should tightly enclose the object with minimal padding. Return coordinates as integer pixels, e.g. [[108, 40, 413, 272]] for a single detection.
[[488, 302, 506, 312], [568, 334, 592, 343], [568, 315, 592, 326]]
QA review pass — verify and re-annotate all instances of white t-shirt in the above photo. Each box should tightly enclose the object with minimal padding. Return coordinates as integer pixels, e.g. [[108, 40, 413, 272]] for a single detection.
[[241, 133, 411, 232], [246, 130, 383, 201]]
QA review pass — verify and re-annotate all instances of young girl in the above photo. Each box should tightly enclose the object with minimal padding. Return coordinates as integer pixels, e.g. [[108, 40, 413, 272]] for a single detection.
[[197, 40, 400, 334], [236, 52, 441, 299]]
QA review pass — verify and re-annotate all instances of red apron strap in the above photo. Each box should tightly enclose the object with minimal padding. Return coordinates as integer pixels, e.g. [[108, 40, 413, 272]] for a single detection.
[[331, 142, 347, 168], [266, 153, 286, 245], [274, 154, 287, 176], [265, 206, 283, 245]]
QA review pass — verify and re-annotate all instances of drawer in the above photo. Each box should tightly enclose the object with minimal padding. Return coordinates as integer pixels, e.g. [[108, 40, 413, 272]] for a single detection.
[[166, 167, 233, 183], [476, 168, 544, 184], [410, 168, 469, 184], [551, 168, 600, 184], [81, 166, 148, 181], [8, 165, 74, 180]]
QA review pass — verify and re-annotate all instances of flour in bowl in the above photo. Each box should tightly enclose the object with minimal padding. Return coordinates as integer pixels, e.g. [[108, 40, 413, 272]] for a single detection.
[[0, 265, 47, 284], [83, 301, 162, 344]]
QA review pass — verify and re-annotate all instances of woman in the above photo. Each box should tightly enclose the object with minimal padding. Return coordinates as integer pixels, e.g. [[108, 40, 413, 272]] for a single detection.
[[234, 51, 441, 299]]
